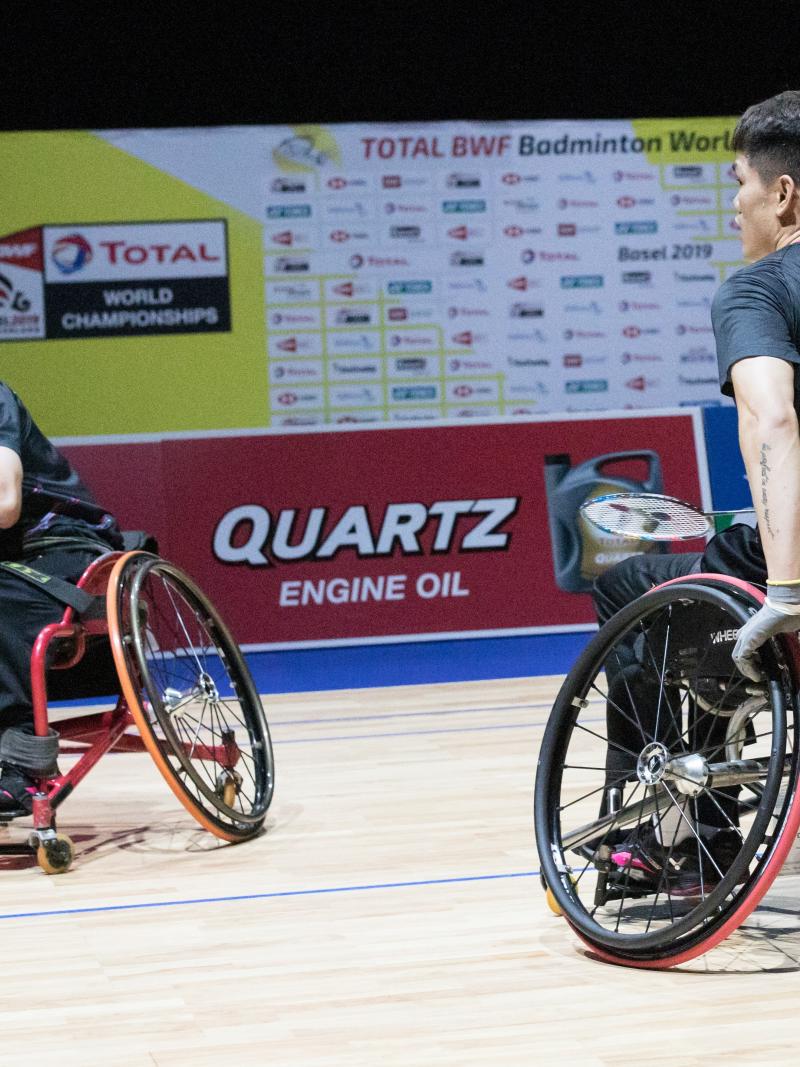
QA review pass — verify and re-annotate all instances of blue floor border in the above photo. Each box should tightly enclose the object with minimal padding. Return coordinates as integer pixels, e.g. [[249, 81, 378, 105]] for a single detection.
[[53, 631, 595, 708], [244, 631, 594, 694]]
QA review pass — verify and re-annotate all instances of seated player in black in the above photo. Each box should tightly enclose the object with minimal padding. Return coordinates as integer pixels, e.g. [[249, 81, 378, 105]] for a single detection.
[[0, 381, 122, 811], [593, 89, 800, 893]]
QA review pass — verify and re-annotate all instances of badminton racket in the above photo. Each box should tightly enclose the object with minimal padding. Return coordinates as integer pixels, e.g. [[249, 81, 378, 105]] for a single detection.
[[580, 493, 753, 542]]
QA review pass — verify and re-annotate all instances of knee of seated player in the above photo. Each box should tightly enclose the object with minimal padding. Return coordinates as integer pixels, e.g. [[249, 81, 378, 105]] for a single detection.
[[593, 556, 651, 623]]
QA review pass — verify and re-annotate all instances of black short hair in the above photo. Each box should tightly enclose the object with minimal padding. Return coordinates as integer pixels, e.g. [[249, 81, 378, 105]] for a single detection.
[[733, 91, 800, 184]]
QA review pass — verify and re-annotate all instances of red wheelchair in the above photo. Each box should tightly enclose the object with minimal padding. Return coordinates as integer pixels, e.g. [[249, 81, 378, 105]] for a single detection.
[[2, 548, 274, 874], [535, 573, 800, 968]]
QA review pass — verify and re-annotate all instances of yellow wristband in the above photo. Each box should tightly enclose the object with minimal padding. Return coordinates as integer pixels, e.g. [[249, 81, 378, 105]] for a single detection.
[[766, 578, 800, 586]]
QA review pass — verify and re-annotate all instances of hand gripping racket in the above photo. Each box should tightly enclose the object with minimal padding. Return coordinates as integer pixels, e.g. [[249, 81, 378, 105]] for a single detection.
[[580, 492, 752, 542]]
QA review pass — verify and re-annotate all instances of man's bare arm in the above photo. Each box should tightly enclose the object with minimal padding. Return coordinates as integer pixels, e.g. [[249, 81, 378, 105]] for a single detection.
[[731, 356, 800, 579], [0, 446, 22, 530]]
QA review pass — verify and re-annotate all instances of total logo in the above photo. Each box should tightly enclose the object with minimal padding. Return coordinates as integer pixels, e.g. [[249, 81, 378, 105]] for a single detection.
[[270, 310, 318, 326], [616, 196, 655, 208], [350, 254, 411, 269], [670, 193, 714, 206], [447, 305, 489, 318], [384, 201, 428, 215], [390, 331, 438, 348], [676, 323, 713, 335], [621, 351, 663, 364], [46, 221, 227, 282], [271, 363, 321, 380], [613, 171, 654, 182], [507, 276, 541, 290], [557, 198, 599, 209], [448, 357, 493, 371], [522, 250, 578, 263], [618, 299, 661, 311], [564, 328, 605, 339], [626, 376, 660, 391], [51, 234, 93, 275]]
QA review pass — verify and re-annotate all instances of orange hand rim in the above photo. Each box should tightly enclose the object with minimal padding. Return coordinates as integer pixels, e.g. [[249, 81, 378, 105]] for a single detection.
[[106, 551, 245, 843]]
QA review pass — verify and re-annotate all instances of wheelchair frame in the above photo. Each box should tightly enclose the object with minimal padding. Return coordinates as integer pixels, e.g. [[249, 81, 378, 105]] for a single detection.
[[2, 550, 273, 873]]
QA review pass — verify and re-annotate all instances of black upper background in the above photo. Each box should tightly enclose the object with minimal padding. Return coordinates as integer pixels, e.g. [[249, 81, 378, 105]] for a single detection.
[[1, 5, 797, 132]]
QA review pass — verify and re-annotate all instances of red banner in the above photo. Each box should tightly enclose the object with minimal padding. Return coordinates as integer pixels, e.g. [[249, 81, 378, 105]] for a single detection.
[[61, 414, 704, 646]]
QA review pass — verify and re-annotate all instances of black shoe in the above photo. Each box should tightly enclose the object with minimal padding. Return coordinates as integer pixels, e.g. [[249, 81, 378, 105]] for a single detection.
[[608, 824, 743, 898], [0, 766, 37, 815]]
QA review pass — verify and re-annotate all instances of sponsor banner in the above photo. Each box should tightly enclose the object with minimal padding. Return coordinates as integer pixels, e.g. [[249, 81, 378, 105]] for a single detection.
[[3, 120, 740, 435], [60, 412, 704, 646], [1, 220, 230, 341]]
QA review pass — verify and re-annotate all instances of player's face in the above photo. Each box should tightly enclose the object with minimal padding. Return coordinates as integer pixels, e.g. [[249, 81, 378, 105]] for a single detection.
[[732, 154, 780, 262]]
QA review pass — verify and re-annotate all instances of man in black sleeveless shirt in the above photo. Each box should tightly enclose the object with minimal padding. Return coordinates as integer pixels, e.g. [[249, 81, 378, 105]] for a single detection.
[[0, 382, 122, 811]]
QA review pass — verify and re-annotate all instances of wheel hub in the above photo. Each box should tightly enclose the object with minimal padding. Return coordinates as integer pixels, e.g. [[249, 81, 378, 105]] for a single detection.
[[637, 741, 669, 785], [196, 671, 220, 702]]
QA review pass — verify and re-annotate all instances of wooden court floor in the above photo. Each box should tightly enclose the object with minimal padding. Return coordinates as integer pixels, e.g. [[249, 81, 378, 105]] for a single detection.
[[3, 675, 800, 1066]]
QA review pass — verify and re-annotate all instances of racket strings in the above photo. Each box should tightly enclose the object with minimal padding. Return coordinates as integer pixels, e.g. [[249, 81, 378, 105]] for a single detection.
[[581, 494, 712, 541]]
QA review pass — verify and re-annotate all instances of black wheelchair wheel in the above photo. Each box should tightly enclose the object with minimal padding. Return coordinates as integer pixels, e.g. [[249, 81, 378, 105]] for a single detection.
[[108, 552, 274, 842], [535, 576, 800, 966]]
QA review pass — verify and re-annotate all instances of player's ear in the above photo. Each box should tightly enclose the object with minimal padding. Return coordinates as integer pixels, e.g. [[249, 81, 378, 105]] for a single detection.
[[775, 173, 798, 220]]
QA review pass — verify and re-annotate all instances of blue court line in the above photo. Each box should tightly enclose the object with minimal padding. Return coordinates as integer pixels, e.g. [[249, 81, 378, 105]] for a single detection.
[[0, 869, 539, 922]]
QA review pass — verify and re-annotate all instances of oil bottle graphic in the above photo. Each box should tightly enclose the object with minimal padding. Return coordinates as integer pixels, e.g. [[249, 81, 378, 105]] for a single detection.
[[543, 451, 664, 593]]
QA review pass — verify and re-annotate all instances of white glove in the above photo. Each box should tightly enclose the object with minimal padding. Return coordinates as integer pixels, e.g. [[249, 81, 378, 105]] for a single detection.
[[732, 583, 800, 682]]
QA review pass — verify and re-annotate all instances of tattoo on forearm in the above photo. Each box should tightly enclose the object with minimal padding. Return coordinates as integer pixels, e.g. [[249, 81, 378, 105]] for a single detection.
[[760, 442, 777, 539]]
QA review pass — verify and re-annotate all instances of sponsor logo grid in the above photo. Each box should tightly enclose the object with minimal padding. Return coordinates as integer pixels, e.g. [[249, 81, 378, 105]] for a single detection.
[[264, 126, 739, 422]]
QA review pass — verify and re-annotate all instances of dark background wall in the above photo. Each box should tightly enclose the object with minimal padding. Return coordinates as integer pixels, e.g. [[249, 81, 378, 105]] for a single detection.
[[1, 4, 796, 132]]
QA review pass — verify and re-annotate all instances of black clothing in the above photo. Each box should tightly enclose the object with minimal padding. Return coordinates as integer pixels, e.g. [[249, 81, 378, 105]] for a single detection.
[[0, 383, 121, 726], [0, 382, 122, 559], [711, 242, 800, 410]]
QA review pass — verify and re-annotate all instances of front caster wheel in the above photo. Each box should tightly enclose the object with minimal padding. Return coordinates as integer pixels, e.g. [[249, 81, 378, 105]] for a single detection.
[[36, 833, 75, 875]]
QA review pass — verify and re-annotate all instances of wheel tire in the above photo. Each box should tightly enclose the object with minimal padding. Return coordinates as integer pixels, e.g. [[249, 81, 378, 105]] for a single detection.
[[107, 552, 275, 842], [535, 575, 800, 967], [37, 833, 74, 875]]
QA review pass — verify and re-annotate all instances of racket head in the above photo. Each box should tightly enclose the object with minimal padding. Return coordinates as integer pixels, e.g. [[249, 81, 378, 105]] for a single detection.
[[579, 492, 713, 541]]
